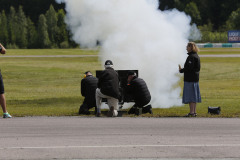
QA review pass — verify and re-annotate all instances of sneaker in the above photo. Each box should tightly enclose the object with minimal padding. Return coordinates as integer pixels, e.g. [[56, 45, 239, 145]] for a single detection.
[[3, 112, 12, 118], [107, 106, 114, 117]]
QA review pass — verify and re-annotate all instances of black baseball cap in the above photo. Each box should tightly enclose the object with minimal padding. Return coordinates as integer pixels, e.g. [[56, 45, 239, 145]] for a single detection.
[[105, 60, 113, 65]]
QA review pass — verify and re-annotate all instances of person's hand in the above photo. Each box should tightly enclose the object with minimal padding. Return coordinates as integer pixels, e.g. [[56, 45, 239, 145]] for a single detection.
[[127, 75, 132, 83], [0, 43, 6, 54], [178, 64, 182, 71]]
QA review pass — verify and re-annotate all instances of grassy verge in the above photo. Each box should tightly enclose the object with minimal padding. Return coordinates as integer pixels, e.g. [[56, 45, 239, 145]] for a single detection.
[[2, 56, 101, 116], [153, 57, 240, 118], [200, 48, 240, 55], [1, 49, 240, 117], [7, 49, 99, 56]]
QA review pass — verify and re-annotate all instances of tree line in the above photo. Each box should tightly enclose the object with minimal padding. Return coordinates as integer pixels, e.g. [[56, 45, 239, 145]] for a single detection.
[[0, 5, 77, 49], [0, 0, 240, 48], [159, 0, 240, 43], [159, 0, 240, 30]]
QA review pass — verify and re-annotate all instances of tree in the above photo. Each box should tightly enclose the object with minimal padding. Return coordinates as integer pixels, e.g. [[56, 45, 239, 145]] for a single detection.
[[8, 6, 17, 46], [0, 10, 8, 45], [15, 6, 28, 48], [184, 2, 201, 25], [26, 17, 37, 48], [0, 0, 65, 25], [57, 9, 68, 48], [173, 0, 184, 11], [37, 14, 51, 48], [45, 5, 58, 47], [158, 0, 175, 10], [225, 8, 240, 30]]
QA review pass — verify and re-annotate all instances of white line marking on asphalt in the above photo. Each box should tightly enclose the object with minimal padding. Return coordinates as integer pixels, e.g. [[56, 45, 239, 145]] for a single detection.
[[1, 144, 240, 150]]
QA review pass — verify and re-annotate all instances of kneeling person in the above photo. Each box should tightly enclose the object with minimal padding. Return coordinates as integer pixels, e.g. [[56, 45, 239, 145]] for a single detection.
[[126, 71, 152, 115], [96, 60, 120, 117], [79, 71, 98, 115]]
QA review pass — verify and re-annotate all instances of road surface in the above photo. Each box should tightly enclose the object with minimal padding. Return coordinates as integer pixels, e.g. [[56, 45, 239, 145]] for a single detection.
[[0, 117, 240, 160]]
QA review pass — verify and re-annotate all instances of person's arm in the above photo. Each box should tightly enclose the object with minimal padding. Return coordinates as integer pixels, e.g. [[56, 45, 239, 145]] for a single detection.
[[97, 70, 106, 88], [0, 43, 6, 54], [179, 56, 196, 73], [81, 79, 86, 97], [184, 56, 200, 73], [126, 80, 134, 94]]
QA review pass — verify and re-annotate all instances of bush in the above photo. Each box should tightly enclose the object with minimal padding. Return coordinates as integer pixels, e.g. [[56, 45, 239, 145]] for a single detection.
[[60, 41, 69, 48], [6, 43, 19, 49], [198, 31, 228, 43]]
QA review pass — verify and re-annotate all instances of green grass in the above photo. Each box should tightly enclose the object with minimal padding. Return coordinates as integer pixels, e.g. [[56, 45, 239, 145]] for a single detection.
[[1, 48, 240, 117], [7, 49, 99, 56], [1, 56, 101, 116], [153, 57, 240, 118], [200, 48, 240, 55]]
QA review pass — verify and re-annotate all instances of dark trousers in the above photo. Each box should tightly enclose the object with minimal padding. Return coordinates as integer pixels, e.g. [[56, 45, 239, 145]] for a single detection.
[[79, 103, 96, 115], [0, 72, 5, 94]]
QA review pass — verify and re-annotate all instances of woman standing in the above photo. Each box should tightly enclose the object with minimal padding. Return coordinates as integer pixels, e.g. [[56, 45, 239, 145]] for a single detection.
[[179, 42, 201, 117]]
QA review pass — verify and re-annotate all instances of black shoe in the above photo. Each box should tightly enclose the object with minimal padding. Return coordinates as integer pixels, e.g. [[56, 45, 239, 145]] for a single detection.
[[147, 105, 153, 114], [184, 113, 197, 117], [96, 112, 101, 117], [135, 108, 142, 116], [142, 104, 152, 114], [149, 108, 153, 114], [79, 108, 90, 115], [84, 110, 90, 115], [128, 106, 137, 114]]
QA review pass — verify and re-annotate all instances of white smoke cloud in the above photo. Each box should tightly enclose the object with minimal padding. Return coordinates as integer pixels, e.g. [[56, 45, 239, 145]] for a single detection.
[[189, 23, 202, 41], [57, 0, 195, 108]]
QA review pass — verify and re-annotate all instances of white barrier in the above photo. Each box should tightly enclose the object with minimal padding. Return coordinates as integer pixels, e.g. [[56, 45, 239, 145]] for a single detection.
[[197, 43, 240, 48]]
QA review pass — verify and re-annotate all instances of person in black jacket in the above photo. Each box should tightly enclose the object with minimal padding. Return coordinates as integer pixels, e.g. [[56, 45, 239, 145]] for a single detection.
[[79, 71, 98, 115], [96, 60, 120, 117], [126, 71, 152, 115], [179, 42, 201, 117]]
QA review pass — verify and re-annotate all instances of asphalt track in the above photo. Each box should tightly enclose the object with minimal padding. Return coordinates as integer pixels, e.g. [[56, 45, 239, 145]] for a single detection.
[[0, 117, 240, 160]]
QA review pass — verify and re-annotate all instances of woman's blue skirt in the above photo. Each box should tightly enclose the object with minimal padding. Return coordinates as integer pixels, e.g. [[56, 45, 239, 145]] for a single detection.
[[182, 82, 201, 104]]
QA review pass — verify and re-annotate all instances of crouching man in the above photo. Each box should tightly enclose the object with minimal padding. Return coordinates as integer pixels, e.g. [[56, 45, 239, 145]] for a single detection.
[[96, 60, 120, 117], [79, 71, 98, 115], [126, 71, 152, 115]]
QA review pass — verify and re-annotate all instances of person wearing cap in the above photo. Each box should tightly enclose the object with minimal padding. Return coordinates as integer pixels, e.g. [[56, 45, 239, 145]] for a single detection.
[[96, 60, 120, 117], [126, 71, 152, 115], [0, 43, 12, 118], [79, 71, 98, 115]]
